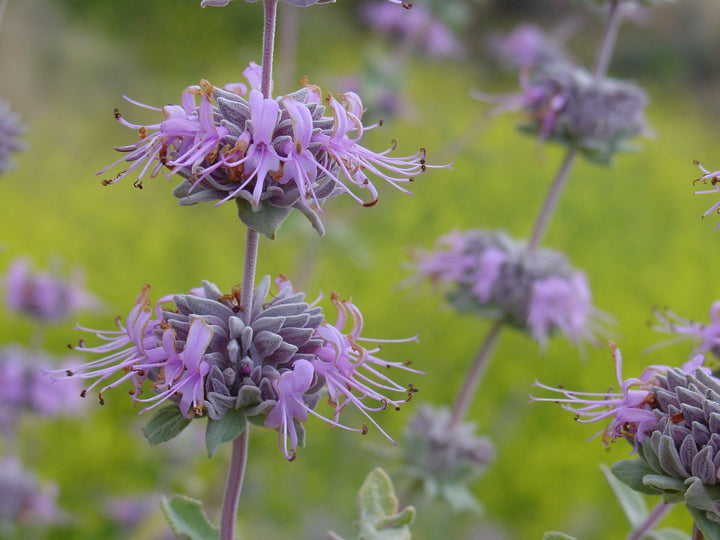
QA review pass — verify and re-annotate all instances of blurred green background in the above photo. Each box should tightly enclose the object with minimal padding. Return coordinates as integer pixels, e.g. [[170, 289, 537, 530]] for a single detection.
[[2, 0, 720, 538]]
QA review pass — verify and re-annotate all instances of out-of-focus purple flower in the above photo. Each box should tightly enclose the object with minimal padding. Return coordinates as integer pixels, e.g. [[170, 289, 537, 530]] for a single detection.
[[652, 301, 720, 359], [489, 24, 567, 70], [0, 345, 86, 428], [532, 342, 707, 450], [101, 64, 441, 236], [201, 0, 336, 6], [413, 229, 605, 348], [4, 257, 102, 323], [0, 455, 60, 526], [360, 2, 464, 59], [53, 276, 420, 459], [475, 62, 648, 164], [0, 99, 25, 176]]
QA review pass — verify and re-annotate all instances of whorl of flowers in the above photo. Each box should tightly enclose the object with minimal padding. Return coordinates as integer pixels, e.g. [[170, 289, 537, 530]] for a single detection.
[[488, 24, 568, 70], [0, 98, 26, 176], [413, 229, 603, 348], [400, 403, 494, 512], [201, 0, 406, 7], [101, 63, 435, 236], [51, 276, 420, 460], [0, 346, 85, 429], [535, 343, 720, 523], [0, 456, 59, 526], [652, 301, 720, 360], [477, 61, 648, 164], [4, 257, 101, 323]]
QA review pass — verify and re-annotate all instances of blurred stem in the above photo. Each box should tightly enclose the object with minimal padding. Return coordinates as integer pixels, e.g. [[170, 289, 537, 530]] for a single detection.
[[219, 428, 250, 540], [593, 0, 623, 79], [277, 3, 299, 93], [449, 320, 503, 427], [625, 500, 671, 540], [0, 0, 7, 31], [692, 524, 704, 540]]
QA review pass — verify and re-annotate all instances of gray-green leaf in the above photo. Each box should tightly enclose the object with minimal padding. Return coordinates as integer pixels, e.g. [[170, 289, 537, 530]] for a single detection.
[[602, 463, 647, 528], [142, 405, 192, 445], [235, 198, 291, 239], [542, 532, 578, 540], [205, 409, 246, 458], [160, 494, 220, 540]]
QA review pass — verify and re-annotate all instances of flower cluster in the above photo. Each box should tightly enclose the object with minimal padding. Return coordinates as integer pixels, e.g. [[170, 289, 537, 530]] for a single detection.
[[400, 403, 494, 512], [102, 63, 434, 235], [0, 98, 25, 176], [52, 276, 419, 460], [477, 61, 648, 164], [0, 345, 84, 429], [360, 1, 465, 59], [4, 257, 101, 323], [535, 344, 720, 522], [488, 24, 568, 70], [0, 456, 59, 527], [413, 229, 603, 348]]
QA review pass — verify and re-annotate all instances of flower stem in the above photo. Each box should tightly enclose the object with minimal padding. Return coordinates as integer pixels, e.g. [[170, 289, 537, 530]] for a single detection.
[[261, 0, 278, 99], [0, 0, 8, 31], [625, 500, 671, 540], [593, 0, 623, 79], [449, 320, 503, 427], [692, 524, 704, 540], [219, 427, 250, 540], [240, 228, 260, 323]]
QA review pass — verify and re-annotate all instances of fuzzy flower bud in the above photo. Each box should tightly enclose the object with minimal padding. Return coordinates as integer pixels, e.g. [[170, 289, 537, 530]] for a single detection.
[[101, 64, 441, 237], [0, 99, 25, 176], [51, 276, 420, 459], [400, 404, 494, 512], [413, 229, 604, 348], [4, 257, 102, 323]]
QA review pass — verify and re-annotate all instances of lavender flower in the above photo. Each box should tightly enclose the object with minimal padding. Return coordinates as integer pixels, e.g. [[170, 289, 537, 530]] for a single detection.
[[488, 24, 568, 70], [413, 229, 604, 348], [0, 456, 59, 526], [0, 345, 85, 429], [360, 1, 464, 59], [693, 160, 720, 229], [4, 257, 101, 323], [101, 64, 437, 236], [476, 61, 648, 164], [0, 99, 25, 176], [652, 301, 720, 359], [201, 0, 348, 6], [400, 404, 494, 512], [52, 276, 420, 460]]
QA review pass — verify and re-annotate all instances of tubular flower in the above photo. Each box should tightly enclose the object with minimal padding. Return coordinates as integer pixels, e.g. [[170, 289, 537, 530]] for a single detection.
[[531, 342, 708, 450], [413, 229, 605, 348], [652, 301, 720, 360], [52, 277, 420, 459], [101, 64, 440, 235], [0, 98, 25, 176], [4, 257, 102, 323], [693, 160, 720, 230]]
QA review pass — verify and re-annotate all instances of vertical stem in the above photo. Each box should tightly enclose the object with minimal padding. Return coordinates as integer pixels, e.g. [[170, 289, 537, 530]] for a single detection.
[[277, 3, 299, 93], [0, 0, 8, 31], [219, 428, 250, 540], [625, 500, 671, 540], [526, 147, 578, 253], [593, 0, 623, 79], [240, 228, 260, 323], [260, 0, 278, 99], [449, 320, 503, 427]]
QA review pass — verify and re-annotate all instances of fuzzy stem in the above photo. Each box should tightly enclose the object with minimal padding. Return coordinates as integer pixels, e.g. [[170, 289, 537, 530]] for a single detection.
[[593, 0, 623, 79], [240, 228, 260, 323], [276, 3, 300, 93], [261, 0, 278, 99], [219, 428, 250, 540], [625, 500, 671, 540], [449, 320, 503, 427]]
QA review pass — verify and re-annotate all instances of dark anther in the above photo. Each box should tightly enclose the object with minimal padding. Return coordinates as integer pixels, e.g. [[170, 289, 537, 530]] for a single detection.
[[65, 370, 74, 377], [133, 179, 144, 189], [361, 424, 369, 435], [363, 199, 379, 208], [98, 395, 105, 405], [114, 108, 122, 120], [408, 383, 418, 393], [80, 389, 87, 398]]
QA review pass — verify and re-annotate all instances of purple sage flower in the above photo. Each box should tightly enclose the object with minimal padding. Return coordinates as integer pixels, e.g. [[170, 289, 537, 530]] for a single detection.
[[101, 64, 440, 236], [413, 229, 605, 348], [488, 24, 568, 70], [51, 276, 420, 460], [4, 257, 102, 323], [201, 0, 343, 6], [0, 456, 60, 526], [360, 1, 464, 59], [693, 160, 720, 229], [0, 98, 25, 176]]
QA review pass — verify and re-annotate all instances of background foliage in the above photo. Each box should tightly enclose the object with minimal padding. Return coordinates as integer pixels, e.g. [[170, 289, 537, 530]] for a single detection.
[[2, 0, 720, 538]]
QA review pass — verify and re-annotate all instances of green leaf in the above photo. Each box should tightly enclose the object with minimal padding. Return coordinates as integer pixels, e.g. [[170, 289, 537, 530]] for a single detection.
[[205, 409, 246, 458], [612, 459, 662, 496], [235, 198, 291, 239], [141, 405, 192, 445], [648, 527, 691, 540], [160, 494, 220, 540], [542, 532, 578, 540], [686, 504, 720, 540], [643, 475, 687, 498], [356, 468, 415, 540], [601, 463, 647, 528]]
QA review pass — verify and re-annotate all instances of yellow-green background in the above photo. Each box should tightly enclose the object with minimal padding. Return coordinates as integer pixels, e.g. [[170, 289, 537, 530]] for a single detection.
[[1, 0, 720, 538]]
